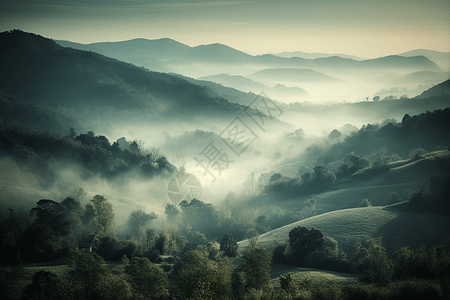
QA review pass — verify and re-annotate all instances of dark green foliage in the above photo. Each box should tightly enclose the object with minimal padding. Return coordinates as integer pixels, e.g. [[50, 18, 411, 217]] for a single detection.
[[265, 168, 335, 200], [289, 226, 325, 266], [0, 209, 30, 264], [127, 209, 157, 240], [171, 250, 232, 300], [337, 151, 370, 178], [179, 199, 216, 233], [0, 124, 175, 181], [69, 251, 106, 300], [22, 271, 72, 300], [393, 245, 450, 295], [343, 279, 443, 300], [96, 236, 139, 260], [124, 257, 169, 300], [408, 175, 450, 214], [235, 246, 272, 291], [220, 233, 238, 257], [353, 238, 393, 285], [0, 254, 24, 300], [318, 108, 450, 163], [22, 200, 72, 261]]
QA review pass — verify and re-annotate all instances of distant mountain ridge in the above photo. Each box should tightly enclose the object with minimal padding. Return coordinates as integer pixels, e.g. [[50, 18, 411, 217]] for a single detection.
[[273, 51, 363, 60], [0, 30, 289, 134], [55, 38, 441, 75], [398, 49, 450, 71], [250, 68, 340, 83]]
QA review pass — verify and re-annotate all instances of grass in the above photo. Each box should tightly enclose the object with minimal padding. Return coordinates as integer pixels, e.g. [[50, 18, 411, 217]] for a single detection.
[[270, 263, 360, 290], [238, 205, 450, 258], [239, 150, 450, 257]]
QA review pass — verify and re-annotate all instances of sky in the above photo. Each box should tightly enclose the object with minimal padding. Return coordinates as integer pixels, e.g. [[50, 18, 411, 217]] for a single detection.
[[1, 0, 449, 58]]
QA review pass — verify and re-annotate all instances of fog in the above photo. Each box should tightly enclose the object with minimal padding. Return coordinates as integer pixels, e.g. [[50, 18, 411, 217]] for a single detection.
[[1, 30, 449, 246]]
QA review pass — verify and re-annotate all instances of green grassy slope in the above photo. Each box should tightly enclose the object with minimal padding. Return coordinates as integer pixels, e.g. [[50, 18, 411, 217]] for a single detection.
[[239, 205, 450, 257]]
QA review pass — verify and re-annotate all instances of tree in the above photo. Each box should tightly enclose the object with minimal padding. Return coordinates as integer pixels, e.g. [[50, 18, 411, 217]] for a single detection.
[[127, 209, 157, 240], [24, 199, 72, 260], [338, 151, 370, 177], [245, 172, 260, 197], [22, 271, 72, 300], [288, 226, 325, 266], [172, 250, 232, 300], [220, 233, 238, 257], [236, 246, 272, 291], [31, 199, 72, 237], [69, 251, 106, 300], [90, 195, 115, 236], [358, 237, 393, 285], [164, 203, 179, 223], [124, 257, 169, 300]]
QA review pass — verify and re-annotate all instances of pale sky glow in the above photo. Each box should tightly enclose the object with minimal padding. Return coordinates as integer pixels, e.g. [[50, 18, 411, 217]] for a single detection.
[[1, 0, 449, 58]]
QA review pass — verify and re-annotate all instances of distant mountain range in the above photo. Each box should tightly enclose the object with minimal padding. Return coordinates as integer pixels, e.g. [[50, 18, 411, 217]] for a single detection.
[[398, 49, 450, 71], [0, 30, 288, 135], [198, 74, 266, 93], [249, 68, 340, 83], [55, 38, 441, 78], [273, 51, 363, 61]]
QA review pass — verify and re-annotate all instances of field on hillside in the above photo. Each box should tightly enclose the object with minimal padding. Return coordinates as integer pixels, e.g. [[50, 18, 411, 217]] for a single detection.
[[270, 264, 360, 290], [239, 205, 450, 257]]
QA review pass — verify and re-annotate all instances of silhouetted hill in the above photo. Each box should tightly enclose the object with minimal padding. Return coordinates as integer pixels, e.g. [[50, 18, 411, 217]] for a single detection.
[[198, 73, 266, 92], [359, 55, 440, 71], [273, 51, 363, 60], [399, 49, 450, 71], [250, 68, 339, 83], [1, 30, 287, 134], [417, 79, 450, 99], [394, 71, 449, 86], [55, 38, 441, 74]]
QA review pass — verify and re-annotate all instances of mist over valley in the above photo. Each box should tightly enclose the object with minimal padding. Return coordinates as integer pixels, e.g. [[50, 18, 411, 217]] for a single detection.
[[1, 28, 450, 300]]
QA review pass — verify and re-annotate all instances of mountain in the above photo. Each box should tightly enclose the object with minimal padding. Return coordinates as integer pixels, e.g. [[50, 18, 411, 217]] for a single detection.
[[249, 68, 340, 83], [266, 84, 309, 97], [0, 30, 288, 135], [55, 38, 441, 78], [399, 49, 450, 71], [198, 73, 266, 92], [416, 79, 450, 99], [394, 71, 450, 86], [274, 51, 363, 61]]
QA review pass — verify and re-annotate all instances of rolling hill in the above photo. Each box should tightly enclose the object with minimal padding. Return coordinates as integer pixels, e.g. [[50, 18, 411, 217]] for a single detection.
[[239, 149, 450, 258], [239, 205, 450, 258]]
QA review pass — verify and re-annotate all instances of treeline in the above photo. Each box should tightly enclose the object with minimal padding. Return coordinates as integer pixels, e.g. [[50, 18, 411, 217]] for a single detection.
[[316, 108, 450, 164], [0, 189, 314, 265], [2, 224, 449, 299], [264, 148, 405, 200], [0, 124, 175, 186]]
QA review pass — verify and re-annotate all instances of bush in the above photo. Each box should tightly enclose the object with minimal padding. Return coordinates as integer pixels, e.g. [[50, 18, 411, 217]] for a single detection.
[[354, 238, 393, 285], [360, 199, 371, 207]]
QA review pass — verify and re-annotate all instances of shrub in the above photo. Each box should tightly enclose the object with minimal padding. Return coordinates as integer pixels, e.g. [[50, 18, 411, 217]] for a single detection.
[[360, 199, 371, 207]]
